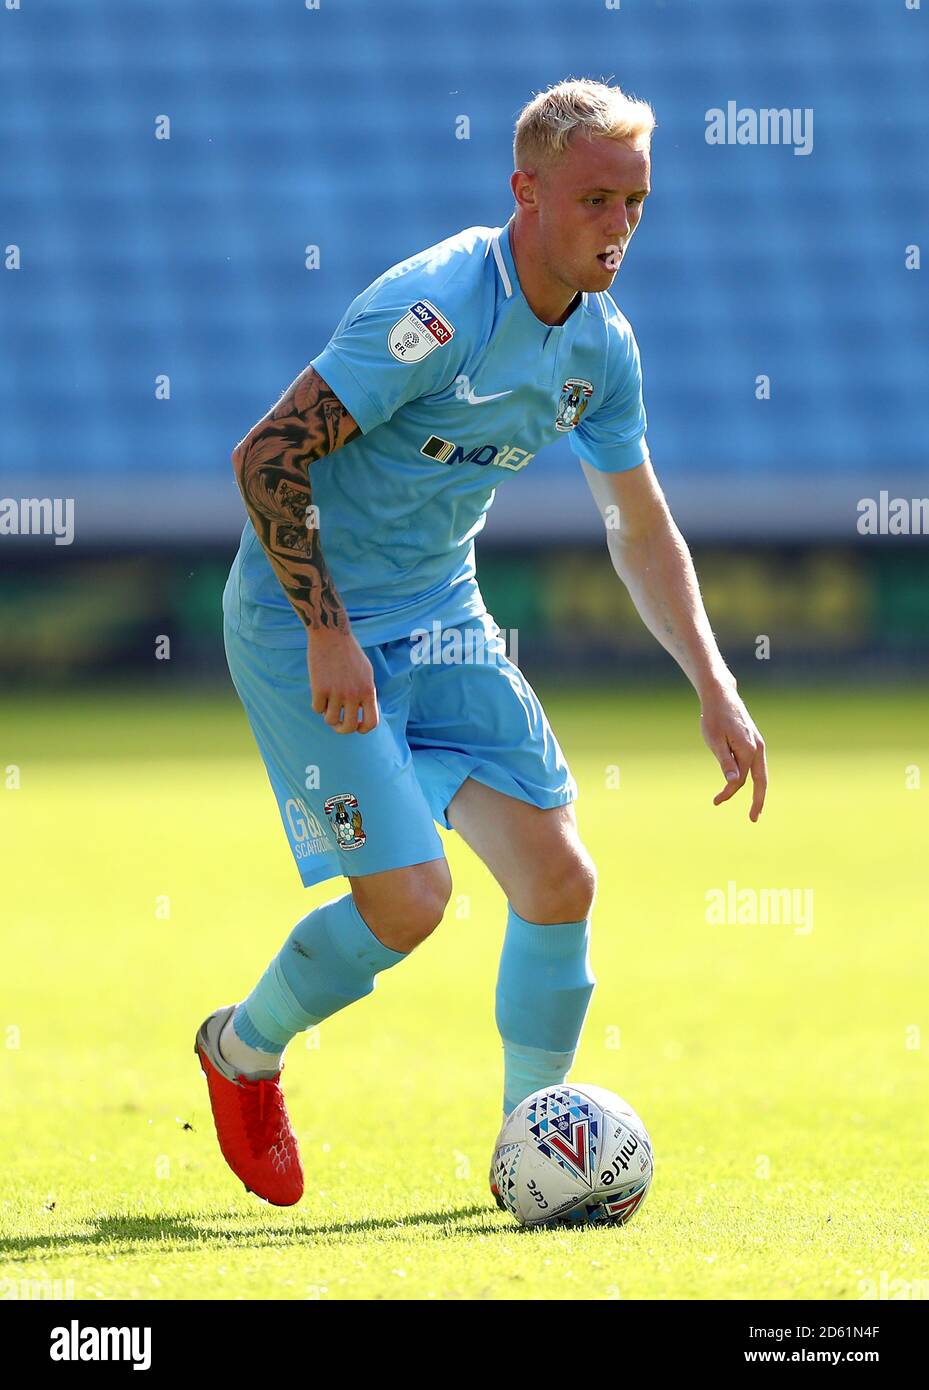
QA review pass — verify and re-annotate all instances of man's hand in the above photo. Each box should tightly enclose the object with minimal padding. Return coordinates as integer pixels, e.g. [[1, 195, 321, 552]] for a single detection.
[[307, 628, 380, 734], [700, 679, 767, 821]]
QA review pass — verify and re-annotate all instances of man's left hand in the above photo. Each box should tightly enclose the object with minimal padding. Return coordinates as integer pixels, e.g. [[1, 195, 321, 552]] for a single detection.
[[700, 682, 768, 822]]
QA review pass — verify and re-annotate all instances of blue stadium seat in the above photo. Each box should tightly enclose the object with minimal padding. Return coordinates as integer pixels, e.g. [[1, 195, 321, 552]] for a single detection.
[[1, 0, 926, 537]]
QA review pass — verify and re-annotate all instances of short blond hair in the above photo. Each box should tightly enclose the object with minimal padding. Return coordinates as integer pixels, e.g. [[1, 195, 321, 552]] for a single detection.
[[514, 77, 655, 172]]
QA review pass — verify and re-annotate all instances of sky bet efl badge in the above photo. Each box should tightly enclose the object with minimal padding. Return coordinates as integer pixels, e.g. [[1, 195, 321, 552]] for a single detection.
[[388, 299, 455, 363], [554, 377, 593, 431]]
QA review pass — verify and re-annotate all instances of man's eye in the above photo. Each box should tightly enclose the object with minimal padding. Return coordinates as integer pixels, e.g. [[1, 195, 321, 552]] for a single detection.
[[585, 197, 604, 206]]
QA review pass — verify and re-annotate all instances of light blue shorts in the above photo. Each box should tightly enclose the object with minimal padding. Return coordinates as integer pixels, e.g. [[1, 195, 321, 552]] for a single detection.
[[223, 613, 577, 889]]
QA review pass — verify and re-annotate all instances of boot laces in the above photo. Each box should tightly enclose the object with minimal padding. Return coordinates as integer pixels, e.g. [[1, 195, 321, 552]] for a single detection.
[[237, 1072, 284, 1144]]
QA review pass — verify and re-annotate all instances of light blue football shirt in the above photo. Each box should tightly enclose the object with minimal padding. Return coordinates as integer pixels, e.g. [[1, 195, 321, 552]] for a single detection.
[[226, 216, 649, 648]]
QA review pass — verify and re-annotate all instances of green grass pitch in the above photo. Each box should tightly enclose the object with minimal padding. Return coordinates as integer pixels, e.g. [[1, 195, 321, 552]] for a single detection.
[[1, 683, 927, 1301]]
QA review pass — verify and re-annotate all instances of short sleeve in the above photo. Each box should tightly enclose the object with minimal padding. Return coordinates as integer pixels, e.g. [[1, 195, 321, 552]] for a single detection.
[[311, 282, 463, 435], [568, 315, 649, 473]]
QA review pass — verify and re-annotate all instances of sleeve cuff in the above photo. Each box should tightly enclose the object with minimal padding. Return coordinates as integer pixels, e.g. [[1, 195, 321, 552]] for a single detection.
[[310, 346, 385, 435], [570, 432, 650, 473]]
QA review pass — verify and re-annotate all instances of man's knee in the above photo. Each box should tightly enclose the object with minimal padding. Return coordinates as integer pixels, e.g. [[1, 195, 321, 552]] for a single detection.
[[350, 858, 452, 953], [513, 842, 597, 924]]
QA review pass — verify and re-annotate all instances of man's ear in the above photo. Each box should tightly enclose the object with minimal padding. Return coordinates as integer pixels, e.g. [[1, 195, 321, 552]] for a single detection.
[[511, 168, 539, 213]]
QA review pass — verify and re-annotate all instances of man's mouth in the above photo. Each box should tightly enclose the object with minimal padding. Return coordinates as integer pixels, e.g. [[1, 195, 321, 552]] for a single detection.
[[597, 249, 622, 267]]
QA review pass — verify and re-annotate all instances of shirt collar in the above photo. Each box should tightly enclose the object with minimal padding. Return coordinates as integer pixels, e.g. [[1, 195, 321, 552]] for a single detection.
[[491, 217, 587, 329]]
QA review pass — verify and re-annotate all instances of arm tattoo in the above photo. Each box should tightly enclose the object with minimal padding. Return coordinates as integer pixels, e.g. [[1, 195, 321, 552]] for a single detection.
[[233, 367, 361, 632]]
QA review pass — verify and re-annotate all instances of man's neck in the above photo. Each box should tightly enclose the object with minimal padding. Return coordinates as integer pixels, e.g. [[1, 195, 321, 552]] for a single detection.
[[509, 216, 580, 327]]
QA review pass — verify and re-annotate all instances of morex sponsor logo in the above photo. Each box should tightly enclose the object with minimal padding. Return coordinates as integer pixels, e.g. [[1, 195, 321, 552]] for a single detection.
[[420, 435, 535, 472], [388, 299, 455, 363]]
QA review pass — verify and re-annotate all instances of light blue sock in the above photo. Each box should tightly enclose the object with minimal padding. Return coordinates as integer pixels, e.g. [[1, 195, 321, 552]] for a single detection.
[[233, 893, 407, 1051], [495, 904, 596, 1117]]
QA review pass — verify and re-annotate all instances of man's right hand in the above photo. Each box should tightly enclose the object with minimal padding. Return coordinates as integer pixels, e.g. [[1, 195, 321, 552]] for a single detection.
[[307, 627, 380, 734]]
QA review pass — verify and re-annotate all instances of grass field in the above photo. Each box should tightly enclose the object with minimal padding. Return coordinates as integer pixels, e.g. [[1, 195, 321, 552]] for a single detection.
[[1, 683, 927, 1301]]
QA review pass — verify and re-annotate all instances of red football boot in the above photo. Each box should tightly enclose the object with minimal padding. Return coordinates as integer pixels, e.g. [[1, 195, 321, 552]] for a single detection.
[[194, 1005, 304, 1206]]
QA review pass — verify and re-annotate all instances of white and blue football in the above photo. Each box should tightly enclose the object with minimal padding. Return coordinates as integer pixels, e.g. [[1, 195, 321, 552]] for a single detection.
[[492, 1083, 653, 1228]]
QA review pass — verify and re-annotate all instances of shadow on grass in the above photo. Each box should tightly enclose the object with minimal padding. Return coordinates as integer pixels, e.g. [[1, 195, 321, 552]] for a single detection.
[[0, 1204, 535, 1258]]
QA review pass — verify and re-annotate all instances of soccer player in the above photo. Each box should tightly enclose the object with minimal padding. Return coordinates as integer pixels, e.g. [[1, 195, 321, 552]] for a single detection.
[[196, 78, 767, 1206]]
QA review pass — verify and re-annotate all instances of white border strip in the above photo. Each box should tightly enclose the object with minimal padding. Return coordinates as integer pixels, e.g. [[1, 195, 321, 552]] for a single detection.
[[491, 228, 513, 299]]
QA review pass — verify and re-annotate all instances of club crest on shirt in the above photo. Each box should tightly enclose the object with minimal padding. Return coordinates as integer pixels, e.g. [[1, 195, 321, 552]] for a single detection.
[[554, 377, 594, 432], [388, 299, 455, 363], [324, 793, 366, 850]]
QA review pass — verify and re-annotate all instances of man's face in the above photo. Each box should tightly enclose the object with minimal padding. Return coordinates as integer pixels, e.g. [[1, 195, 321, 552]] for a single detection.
[[517, 133, 651, 293]]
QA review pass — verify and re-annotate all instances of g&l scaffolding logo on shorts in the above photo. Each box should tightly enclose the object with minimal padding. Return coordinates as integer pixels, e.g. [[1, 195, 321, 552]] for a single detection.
[[388, 300, 455, 363], [324, 793, 367, 850], [284, 797, 332, 860], [554, 377, 593, 432]]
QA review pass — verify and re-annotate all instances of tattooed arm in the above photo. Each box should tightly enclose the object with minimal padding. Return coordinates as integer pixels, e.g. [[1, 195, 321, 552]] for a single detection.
[[232, 365, 359, 631], [232, 366, 379, 734], [580, 456, 768, 821]]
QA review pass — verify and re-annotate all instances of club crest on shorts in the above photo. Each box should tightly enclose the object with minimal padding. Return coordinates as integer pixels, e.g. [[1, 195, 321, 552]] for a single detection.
[[324, 793, 366, 850], [554, 377, 593, 432], [388, 299, 455, 363]]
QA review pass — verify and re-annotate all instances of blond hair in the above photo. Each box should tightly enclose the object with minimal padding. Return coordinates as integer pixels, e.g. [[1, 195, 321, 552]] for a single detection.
[[514, 77, 655, 172]]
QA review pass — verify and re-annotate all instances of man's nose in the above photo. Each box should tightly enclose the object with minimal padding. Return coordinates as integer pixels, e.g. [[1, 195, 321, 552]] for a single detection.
[[606, 208, 630, 241]]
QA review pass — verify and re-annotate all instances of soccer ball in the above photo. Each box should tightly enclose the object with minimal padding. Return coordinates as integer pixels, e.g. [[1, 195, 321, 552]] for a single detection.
[[491, 1083, 653, 1227]]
